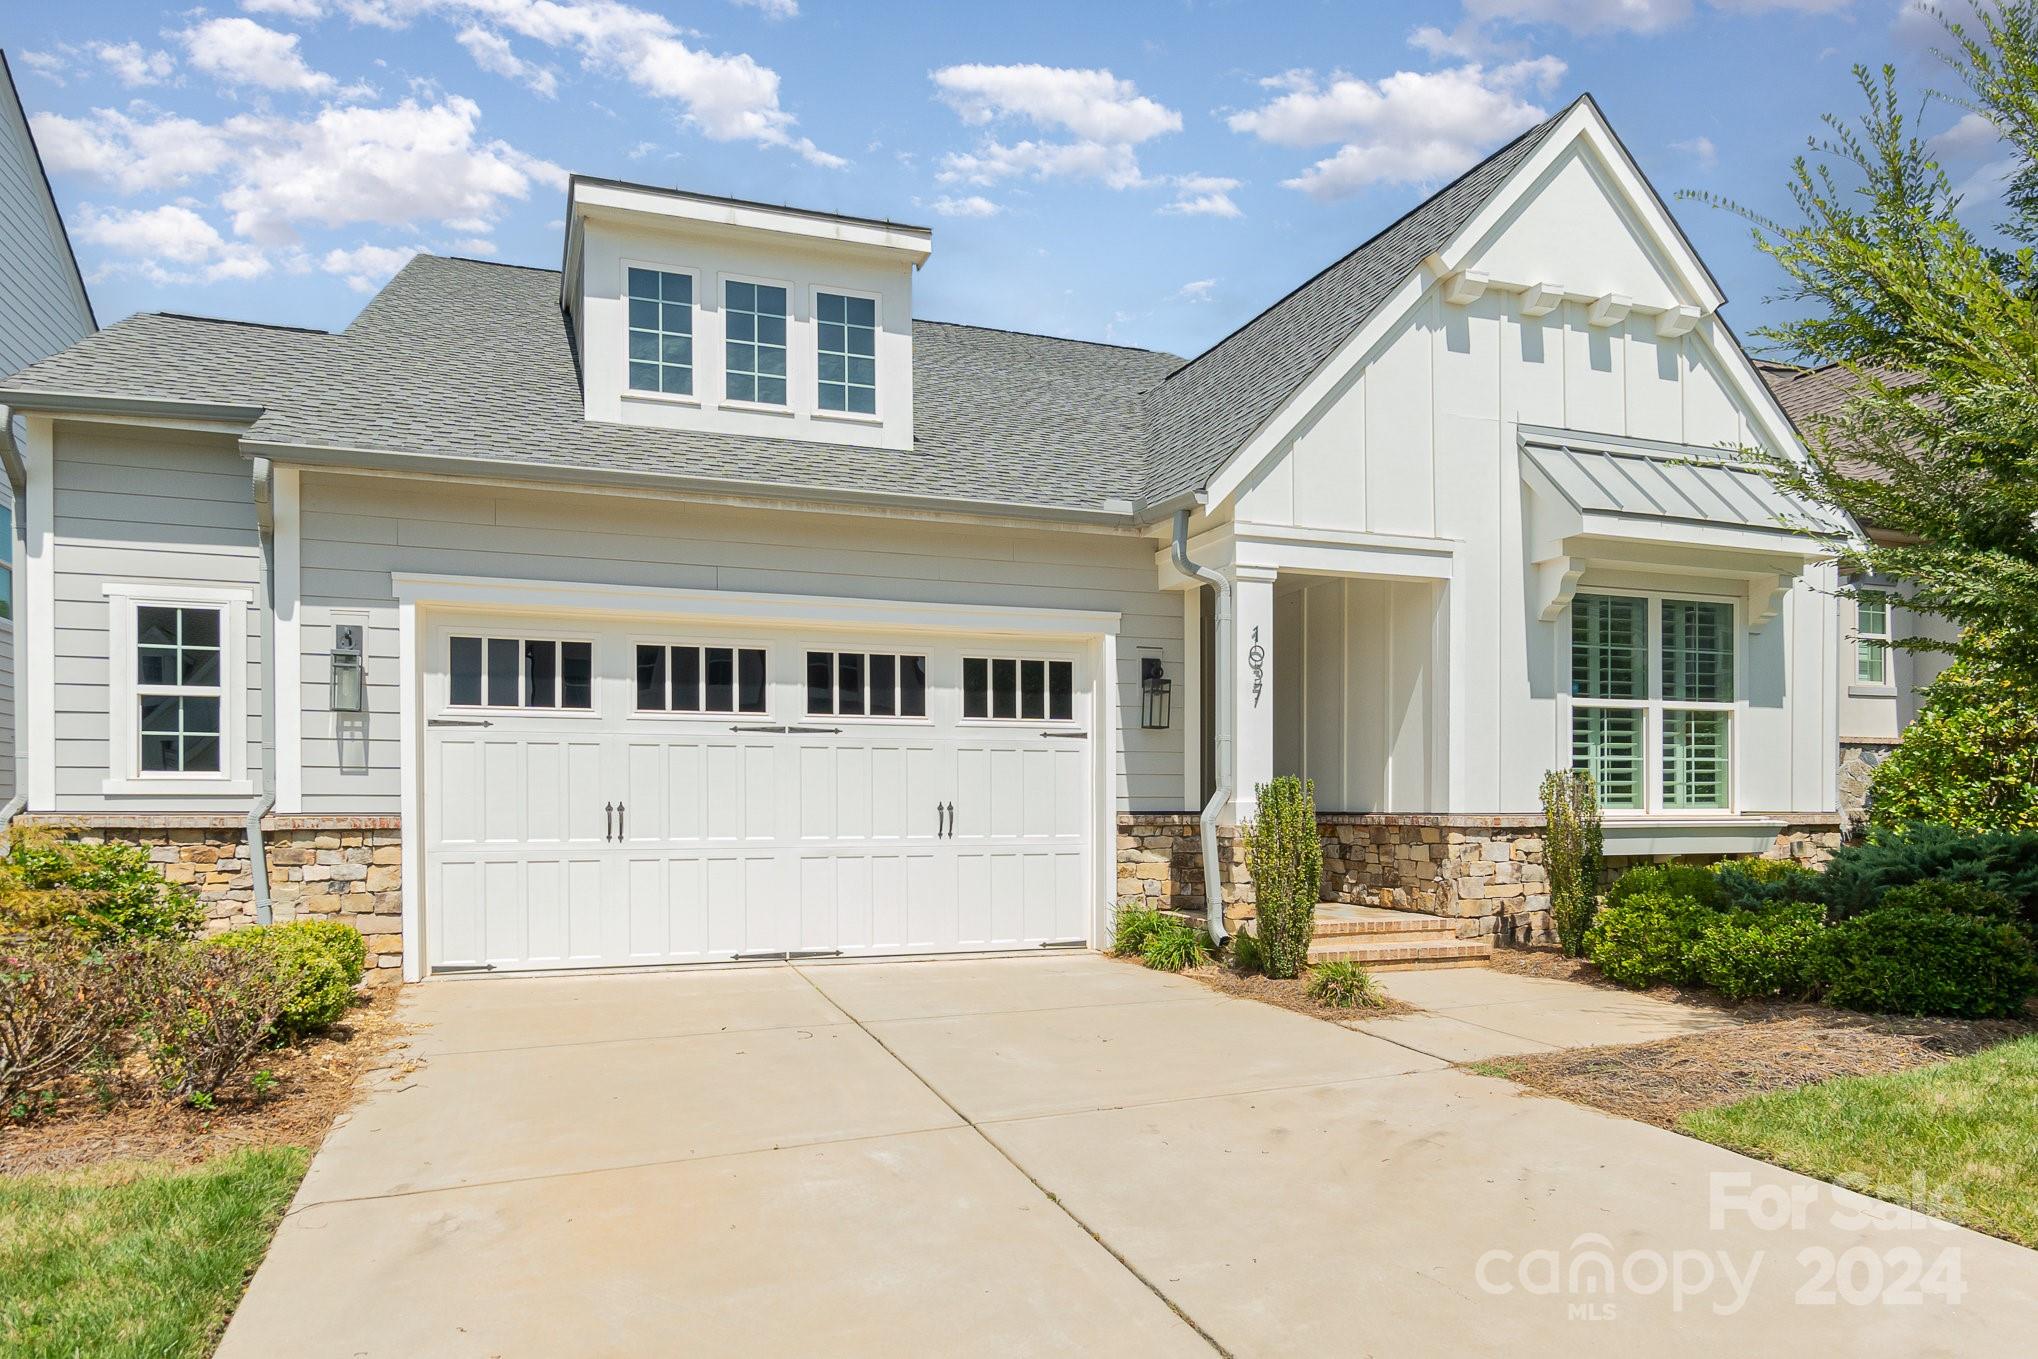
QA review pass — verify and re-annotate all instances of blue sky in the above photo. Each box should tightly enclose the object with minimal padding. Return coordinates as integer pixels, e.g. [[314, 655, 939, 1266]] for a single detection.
[[6, 1, 2010, 361]]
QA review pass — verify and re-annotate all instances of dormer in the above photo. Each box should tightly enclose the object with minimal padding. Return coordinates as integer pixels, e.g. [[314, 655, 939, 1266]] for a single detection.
[[562, 177, 933, 452]]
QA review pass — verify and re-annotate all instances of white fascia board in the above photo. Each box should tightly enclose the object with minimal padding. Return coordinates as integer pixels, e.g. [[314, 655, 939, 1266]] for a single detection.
[[391, 572, 1122, 638], [574, 181, 934, 265]]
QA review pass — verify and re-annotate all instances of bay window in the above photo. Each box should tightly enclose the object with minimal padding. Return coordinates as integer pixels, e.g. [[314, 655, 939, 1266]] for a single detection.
[[1569, 592, 1736, 813]]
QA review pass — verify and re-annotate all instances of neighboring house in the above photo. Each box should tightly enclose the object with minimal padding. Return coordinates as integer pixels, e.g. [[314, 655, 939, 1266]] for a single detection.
[[0, 51, 96, 811], [1758, 359, 1961, 827], [0, 94, 1844, 980]]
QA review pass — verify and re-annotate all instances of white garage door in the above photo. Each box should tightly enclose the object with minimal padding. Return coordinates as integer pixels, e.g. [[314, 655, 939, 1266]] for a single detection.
[[422, 615, 1094, 972]]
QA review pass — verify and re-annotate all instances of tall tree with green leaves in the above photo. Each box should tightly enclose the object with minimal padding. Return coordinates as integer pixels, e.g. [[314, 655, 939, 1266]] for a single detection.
[[1698, 2, 2038, 688]]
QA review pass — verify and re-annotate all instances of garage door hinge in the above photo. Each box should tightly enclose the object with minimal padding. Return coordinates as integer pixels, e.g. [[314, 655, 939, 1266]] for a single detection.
[[1038, 939, 1088, 949], [1040, 731, 1087, 740], [729, 723, 789, 734], [732, 949, 845, 962], [429, 718, 495, 728], [784, 725, 843, 735], [434, 963, 498, 973]]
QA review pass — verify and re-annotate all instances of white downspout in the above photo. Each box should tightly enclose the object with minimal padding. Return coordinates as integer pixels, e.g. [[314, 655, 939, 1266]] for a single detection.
[[1171, 508, 1232, 947], [247, 458, 277, 925], [2, 410, 26, 829]]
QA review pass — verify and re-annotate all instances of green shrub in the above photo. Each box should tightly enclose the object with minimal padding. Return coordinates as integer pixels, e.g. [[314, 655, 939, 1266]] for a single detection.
[[1241, 776, 1322, 980], [1541, 769, 1603, 957], [1, 828, 202, 943], [1228, 928, 1263, 974], [1711, 859, 1825, 913], [1585, 891, 1713, 989], [129, 943, 287, 1105], [1112, 907, 1166, 958], [1819, 823, 2038, 929], [1687, 904, 1824, 1002], [1, 931, 130, 1115], [212, 921, 366, 1041], [1606, 863, 1729, 914], [1814, 907, 2038, 1019], [1305, 960, 1386, 1009], [1867, 656, 2038, 833], [1138, 918, 1211, 972], [1877, 878, 2021, 923]]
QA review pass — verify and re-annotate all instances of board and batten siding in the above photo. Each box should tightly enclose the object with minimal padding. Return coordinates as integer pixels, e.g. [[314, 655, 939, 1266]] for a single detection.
[[294, 470, 1186, 815], [1236, 252, 1837, 816], [49, 425, 265, 811]]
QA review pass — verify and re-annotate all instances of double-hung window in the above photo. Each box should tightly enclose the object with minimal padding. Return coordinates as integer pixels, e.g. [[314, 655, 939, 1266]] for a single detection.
[[1570, 593, 1735, 813], [136, 605, 224, 774], [627, 267, 694, 397], [815, 292, 876, 414], [724, 280, 788, 405], [1854, 590, 1891, 686]]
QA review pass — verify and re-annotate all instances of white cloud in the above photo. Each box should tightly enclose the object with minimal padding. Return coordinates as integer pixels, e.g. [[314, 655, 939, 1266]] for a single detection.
[[181, 17, 336, 94], [1175, 277, 1216, 302], [17, 51, 70, 84], [1162, 173, 1242, 218], [321, 242, 420, 291], [93, 42, 177, 88], [1932, 111, 2003, 160], [217, 96, 564, 244], [32, 109, 239, 193], [346, 1, 842, 165], [929, 194, 1001, 217], [75, 203, 269, 282], [1673, 134, 1719, 168], [455, 25, 558, 96], [1229, 58, 1564, 198], [731, 0, 798, 17], [1460, 0, 1853, 36], [241, 0, 329, 16], [930, 63, 1181, 193]]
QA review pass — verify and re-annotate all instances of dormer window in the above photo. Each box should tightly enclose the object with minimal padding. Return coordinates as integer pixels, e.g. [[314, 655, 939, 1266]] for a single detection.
[[627, 267, 695, 396], [724, 279, 788, 406], [816, 291, 877, 415]]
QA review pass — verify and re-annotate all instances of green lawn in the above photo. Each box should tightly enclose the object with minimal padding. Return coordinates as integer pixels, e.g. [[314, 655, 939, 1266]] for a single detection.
[[1680, 1036, 2038, 1247], [0, 1147, 309, 1359]]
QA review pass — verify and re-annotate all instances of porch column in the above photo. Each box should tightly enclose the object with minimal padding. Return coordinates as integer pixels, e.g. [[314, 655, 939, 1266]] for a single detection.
[[1229, 566, 1278, 819]]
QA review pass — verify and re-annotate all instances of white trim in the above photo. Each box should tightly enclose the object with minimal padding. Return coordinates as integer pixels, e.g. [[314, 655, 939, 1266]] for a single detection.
[[716, 269, 795, 412], [390, 572, 1122, 638], [101, 583, 255, 797], [1182, 587, 1201, 808], [573, 180, 933, 265], [619, 258, 702, 404], [24, 416, 53, 809], [1094, 630, 1118, 950], [274, 467, 303, 813], [398, 594, 422, 983]]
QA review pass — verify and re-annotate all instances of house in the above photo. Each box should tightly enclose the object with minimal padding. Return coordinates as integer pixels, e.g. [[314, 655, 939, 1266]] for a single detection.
[[0, 50, 97, 812], [1758, 360, 1961, 827], [0, 94, 1845, 982]]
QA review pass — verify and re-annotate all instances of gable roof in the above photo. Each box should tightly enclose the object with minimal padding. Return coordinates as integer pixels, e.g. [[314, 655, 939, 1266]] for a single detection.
[[0, 49, 95, 369], [1139, 100, 1576, 508]]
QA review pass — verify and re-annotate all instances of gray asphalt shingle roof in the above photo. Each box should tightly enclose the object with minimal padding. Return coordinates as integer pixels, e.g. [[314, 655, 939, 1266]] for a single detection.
[[1, 102, 1575, 519]]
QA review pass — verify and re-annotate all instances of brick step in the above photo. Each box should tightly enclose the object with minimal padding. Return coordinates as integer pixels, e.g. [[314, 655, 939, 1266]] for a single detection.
[[1310, 913, 1452, 939], [1305, 935, 1493, 969]]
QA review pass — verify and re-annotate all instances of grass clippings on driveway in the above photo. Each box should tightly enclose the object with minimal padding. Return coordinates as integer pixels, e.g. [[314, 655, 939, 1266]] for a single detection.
[[0, 986, 404, 1177], [0, 1146, 310, 1359], [1475, 1011, 2031, 1127], [1682, 1036, 2038, 1248]]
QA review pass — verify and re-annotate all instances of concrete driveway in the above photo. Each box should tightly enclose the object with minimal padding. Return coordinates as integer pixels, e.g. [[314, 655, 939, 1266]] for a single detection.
[[220, 955, 2038, 1358]]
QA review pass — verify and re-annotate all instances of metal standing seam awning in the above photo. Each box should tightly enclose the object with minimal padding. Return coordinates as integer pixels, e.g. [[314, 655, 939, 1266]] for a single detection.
[[1518, 426, 1843, 625]]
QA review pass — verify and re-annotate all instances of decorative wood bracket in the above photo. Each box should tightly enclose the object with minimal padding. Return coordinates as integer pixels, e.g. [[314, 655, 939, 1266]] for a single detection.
[[1518, 282, 1562, 318], [1654, 304, 1701, 338], [1441, 269, 1489, 306], [1587, 292, 1632, 327]]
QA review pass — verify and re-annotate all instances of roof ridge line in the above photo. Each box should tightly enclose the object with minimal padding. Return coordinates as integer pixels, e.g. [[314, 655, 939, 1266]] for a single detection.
[[150, 311, 333, 335], [915, 317, 1177, 359]]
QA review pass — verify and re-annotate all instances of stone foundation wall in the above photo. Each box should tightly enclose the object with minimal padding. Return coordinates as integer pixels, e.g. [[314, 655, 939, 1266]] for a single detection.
[[19, 815, 405, 984], [1117, 811, 1845, 947], [1838, 738, 1899, 836]]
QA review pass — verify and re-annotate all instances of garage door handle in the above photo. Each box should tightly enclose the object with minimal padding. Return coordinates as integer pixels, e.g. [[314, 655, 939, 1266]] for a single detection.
[[604, 801, 614, 842], [616, 802, 625, 839]]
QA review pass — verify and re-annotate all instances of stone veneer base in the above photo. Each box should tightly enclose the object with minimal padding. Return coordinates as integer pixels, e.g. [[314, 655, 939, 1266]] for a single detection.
[[1117, 811, 1845, 948], [16, 814, 405, 985]]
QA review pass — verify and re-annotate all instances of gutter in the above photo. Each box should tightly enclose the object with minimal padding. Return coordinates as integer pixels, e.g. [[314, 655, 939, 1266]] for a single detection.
[[0, 388, 264, 425], [247, 458, 278, 924], [1170, 507, 1231, 948]]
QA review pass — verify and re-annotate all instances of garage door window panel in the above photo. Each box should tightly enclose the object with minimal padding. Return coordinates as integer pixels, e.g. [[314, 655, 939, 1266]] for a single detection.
[[964, 655, 1076, 724], [635, 644, 765, 715], [807, 650, 928, 719], [449, 635, 594, 712]]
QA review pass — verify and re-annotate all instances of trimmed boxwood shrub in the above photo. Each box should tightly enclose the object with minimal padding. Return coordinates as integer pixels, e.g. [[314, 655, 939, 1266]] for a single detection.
[[1687, 904, 1824, 1003], [1876, 878, 2021, 923], [1606, 864, 1729, 914], [1813, 907, 2038, 1019], [1585, 891, 1713, 989], [211, 920, 366, 1042], [1818, 823, 2038, 929]]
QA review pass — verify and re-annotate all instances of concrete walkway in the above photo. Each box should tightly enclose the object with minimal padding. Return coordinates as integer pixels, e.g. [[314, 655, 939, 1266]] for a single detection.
[[1353, 966, 1741, 1061], [220, 955, 2038, 1358]]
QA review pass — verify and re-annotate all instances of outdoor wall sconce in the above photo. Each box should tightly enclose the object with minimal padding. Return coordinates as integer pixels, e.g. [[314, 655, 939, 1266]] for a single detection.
[[330, 622, 366, 714], [1140, 656, 1172, 730]]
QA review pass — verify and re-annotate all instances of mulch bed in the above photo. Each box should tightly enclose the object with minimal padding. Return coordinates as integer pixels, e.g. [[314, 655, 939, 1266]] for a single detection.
[[0, 989, 408, 1176], [1477, 945, 2036, 1125], [1179, 960, 1419, 1022]]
